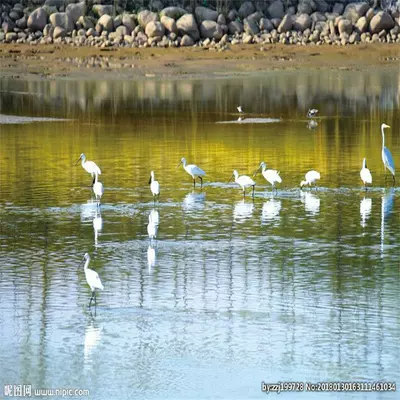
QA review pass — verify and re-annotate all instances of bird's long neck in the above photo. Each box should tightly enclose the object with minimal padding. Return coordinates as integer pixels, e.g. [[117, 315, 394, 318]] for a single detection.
[[94, 172, 99, 183], [363, 159, 366, 168], [84, 259, 90, 271], [81, 156, 86, 166], [381, 126, 385, 148]]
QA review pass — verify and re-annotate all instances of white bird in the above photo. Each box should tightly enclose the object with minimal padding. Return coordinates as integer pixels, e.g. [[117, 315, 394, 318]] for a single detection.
[[307, 109, 318, 118], [147, 213, 158, 242], [380, 123, 395, 184], [93, 172, 103, 205], [75, 153, 101, 185], [254, 161, 282, 192], [81, 253, 104, 307], [229, 170, 256, 197], [237, 105, 244, 114], [360, 158, 372, 189], [178, 157, 206, 188], [149, 170, 160, 202], [300, 170, 321, 189]]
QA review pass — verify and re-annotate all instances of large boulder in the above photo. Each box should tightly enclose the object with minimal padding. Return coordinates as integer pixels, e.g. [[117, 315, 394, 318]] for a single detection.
[[338, 19, 352, 35], [77, 16, 94, 30], [355, 16, 368, 33], [97, 14, 113, 31], [145, 20, 165, 38], [311, 12, 326, 22], [66, 2, 85, 24], [122, 14, 135, 32], [176, 14, 199, 41], [343, 2, 369, 24], [49, 12, 73, 32], [239, 1, 256, 19], [244, 18, 259, 35], [92, 5, 113, 18], [333, 3, 344, 15], [195, 6, 218, 23], [260, 17, 274, 31], [161, 15, 177, 33], [297, 0, 314, 15], [2, 21, 15, 34], [369, 11, 394, 34], [278, 14, 293, 33], [293, 13, 311, 31], [267, 0, 285, 19], [53, 26, 66, 39], [16, 16, 27, 29], [315, 0, 330, 13], [138, 10, 159, 29], [27, 8, 48, 31], [247, 11, 264, 23], [228, 21, 243, 34], [160, 7, 187, 20], [181, 34, 194, 46], [200, 20, 223, 39]]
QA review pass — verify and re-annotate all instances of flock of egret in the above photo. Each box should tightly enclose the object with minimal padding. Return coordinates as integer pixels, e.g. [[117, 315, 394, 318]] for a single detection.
[[75, 122, 395, 305]]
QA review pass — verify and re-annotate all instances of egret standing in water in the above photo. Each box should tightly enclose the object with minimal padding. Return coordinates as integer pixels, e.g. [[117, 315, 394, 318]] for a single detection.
[[229, 170, 256, 197], [149, 171, 160, 202], [93, 172, 103, 205], [307, 109, 318, 118], [300, 170, 321, 189], [237, 106, 244, 114], [380, 123, 395, 184], [178, 157, 206, 188], [360, 158, 372, 190], [81, 253, 104, 307], [75, 153, 101, 185], [253, 161, 282, 192]]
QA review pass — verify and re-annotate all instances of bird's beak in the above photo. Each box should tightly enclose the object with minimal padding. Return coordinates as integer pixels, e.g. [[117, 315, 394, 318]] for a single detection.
[[177, 161, 182, 169], [74, 157, 81, 166], [228, 174, 234, 183], [253, 166, 261, 178], [148, 176, 152, 185]]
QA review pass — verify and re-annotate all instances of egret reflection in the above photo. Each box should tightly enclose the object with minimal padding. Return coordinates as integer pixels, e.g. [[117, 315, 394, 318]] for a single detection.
[[182, 190, 206, 210], [262, 198, 281, 222], [360, 197, 372, 228], [84, 322, 102, 367], [93, 210, 103, 247], [147, 244, 156, 271], [301, 191, 320, 215], [381, 188, 395, 255], [307, 119, 318, 130], [233, 199, 254, 222]]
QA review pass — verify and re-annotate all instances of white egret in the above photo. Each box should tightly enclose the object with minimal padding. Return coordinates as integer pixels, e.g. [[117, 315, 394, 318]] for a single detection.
[[237, 105, 244, 114], [229, 170, 256, 197], [75, 153, 101, 185], [93, 172, 103, 205], [380, 123, 395, 184], [81, 253, 104, 307], [300, 170, 321, 189], [147, 213, 158, 242], [254, 161, 282, 192], [360, 158, 372, 190], [178, 157, 206, 188], [149, 171, 160, 202], [307, 109, 318, 118]]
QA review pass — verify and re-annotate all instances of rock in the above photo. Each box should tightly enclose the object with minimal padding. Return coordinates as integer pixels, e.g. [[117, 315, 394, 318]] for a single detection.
[[365, 8, 374, 22], [338, 19, 352, 35], [97, 14, 113, 32], [311, 12, 326, 22], [113, 15, 122, 29], [160, 6, 187, 20], [16, 16, 27, 29], [315, 0, 329, 13], [50, 12, 73, 32], [349, 31, 360, 43], [121, 14, 134, 32], [180, 34, 194, 46], [27, 8, 48, 31], [161, 15, 177, 33], [267, 0, 284, 19], [6, 32, 17, 41], [260, 18, 273, 31], [135, 31, 147, 45], [151, 0, 164, 12], [270, 18, 281, 29], [247, 11, 264, 23], [370, 11, 394, 34], [228, 20, 243, 34], [138, 10, 159, 29], [239, 1, 255, 19], [9, 10, 22, 21], [244, 18, 259, 35], [86, 27, 96, 36], [325, 12, 339, 21], [176, 14, 199, 41], [297, 1, 313, 15], [217, 14, 226, 25], [293, 13, 311, 32], [278, 14, 292, 33], [227, 9, 238, 22], [43, 23, 53, 36], [200, 20, 217, 39], [115, 25, 129, 37], [343, 2, 369, 24], [195, 6, 218, 23], [77, 16, 94, 30], [243, 32, 253, 43], [92, 5, 113, 18], [355, 16, 368, 33], [53, 26, 66, 38], [2, 21, 15, 34], [66, 2, 85, 24], [145, 20, 164, 37], [333, 3, 344, 15]]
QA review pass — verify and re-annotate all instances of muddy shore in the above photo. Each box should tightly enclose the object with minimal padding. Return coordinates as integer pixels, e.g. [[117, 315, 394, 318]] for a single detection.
[[0, 42, 399, 80]]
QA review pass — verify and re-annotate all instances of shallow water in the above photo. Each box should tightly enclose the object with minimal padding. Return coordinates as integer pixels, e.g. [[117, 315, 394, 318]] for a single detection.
[[0, 70, 399, 399]]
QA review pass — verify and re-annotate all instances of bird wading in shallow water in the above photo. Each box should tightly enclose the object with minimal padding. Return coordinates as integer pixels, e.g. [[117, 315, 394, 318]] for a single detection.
[[360, 158, 372, 190], [307, 109, 319, 118], [81, 253, 104, 307], [149, 171, 160, 202], [229, 170, 256, 198], [253, 161, 282, 192], [75, 153, 101, 186], [237, 105, 244, 114], [300, 170, 321, 189], [380, 123, 395, 185], [178, 157, 206, 188]]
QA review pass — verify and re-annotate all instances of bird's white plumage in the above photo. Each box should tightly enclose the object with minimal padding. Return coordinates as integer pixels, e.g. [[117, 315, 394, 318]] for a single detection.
[[93, 173, 103, 201], [237, 106, 243, 113], [150, 209, 159, 226], [179, 158, 205, 179], [256, 162, 282, 188], [83, 253, 104, 292], [149, 171, 160, 197], [300, 170, 321, 187], [147, 213, 158, 240], [147, 244, 156, 269], [360, 158, 372, 186], [381, 123, 395, 177], [231, 170, 255, 195], [78, 153, 101, 178], [307, 109, 318, 118]]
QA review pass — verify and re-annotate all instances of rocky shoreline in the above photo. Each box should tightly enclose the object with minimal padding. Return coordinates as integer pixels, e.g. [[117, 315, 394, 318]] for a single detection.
[[0, 1, 399, 49]]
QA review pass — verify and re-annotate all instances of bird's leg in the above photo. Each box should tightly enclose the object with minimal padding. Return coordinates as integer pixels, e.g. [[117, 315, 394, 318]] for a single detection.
[[252, 185, 255, 198], [94, 291, 97, 306], [193, 178, 196, 188], [242, 188, 246, 198], [92, 174, 96, 186], [393, 175, 395, 185], [200, 176, 203, 188], [89, 291, 94, 307]]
